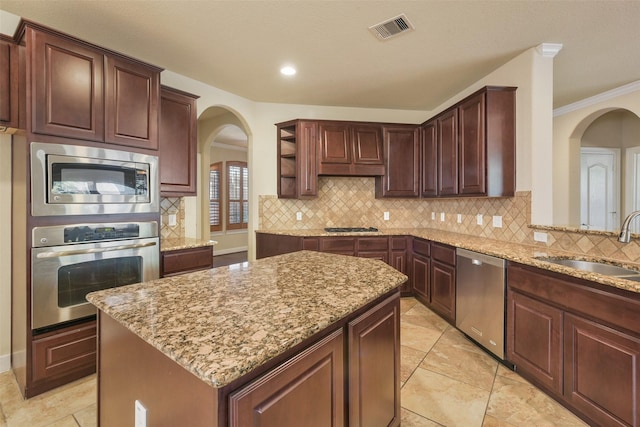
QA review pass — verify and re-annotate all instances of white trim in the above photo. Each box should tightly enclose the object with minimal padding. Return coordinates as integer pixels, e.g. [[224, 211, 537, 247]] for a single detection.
[[0, 353, 10, 373], [214, 246, 248, 256], [536, 43, 563, 58], [554, 80, 640, 117]]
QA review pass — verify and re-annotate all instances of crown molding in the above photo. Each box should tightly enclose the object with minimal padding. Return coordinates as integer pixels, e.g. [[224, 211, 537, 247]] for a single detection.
[[536, 43, 563, 58], [553, 80, 640, 117]]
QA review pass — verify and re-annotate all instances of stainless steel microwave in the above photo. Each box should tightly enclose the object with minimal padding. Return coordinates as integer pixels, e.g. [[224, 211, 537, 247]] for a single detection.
[[30, 142, 159, 216]]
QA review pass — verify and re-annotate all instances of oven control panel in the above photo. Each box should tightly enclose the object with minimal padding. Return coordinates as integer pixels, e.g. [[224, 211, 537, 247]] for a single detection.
[[32, 221, 158, 247]]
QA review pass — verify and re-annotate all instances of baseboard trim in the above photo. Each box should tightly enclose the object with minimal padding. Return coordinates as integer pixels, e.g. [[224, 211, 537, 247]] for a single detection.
[[0, 353, 10, 373]]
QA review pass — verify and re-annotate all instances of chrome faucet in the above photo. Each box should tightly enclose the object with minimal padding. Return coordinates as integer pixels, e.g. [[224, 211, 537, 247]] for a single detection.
[[618, 210, 640, 243]]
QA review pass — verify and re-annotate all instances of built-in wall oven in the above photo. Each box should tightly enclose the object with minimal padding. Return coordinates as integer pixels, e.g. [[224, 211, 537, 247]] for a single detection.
[[30, 142, 159, 216], [31, 221, 159, 331]]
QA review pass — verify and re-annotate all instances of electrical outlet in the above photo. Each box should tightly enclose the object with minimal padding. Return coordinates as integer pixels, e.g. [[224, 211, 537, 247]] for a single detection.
[[457, 214, 462, 224], [168, 213, 177, 227], [296, 212, 302, 221], [492, 215, 503, 228], [431, 212, 435, 220], [476, 214, 483, 226], [440, 212, 445, 222], [135, 400, 147, 427], [383, 211, 390, 221], [534, 231, 548, 243]]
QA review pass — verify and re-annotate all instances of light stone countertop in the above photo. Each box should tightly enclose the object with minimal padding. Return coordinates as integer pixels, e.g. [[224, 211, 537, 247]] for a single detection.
[[256, 228, 640, 294], [161, 237, 217, 252], [86, 250, 407, 388]]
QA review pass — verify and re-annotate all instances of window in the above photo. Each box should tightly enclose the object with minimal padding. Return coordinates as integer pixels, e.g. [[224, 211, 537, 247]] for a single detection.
[[227, 161, 248, 230], [209, 162, 222, 232]]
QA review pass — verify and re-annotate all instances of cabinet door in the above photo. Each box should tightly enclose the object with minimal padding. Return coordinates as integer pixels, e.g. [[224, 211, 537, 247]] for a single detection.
[[28, 27, 104, 141], [159, 87, 198, 195], [506, 290, 563, 395], [459, 92, 486, 195], [319, 122, 351, 169], [352, 124, 383, 165], [0, 37, 18, 128], [348, 294, 400, 427], [390, 237, 411, 294], [420, 121, 438, 197], [564, 313, 640, 427], [412, 253, 430, 304], [437, 109, 458, 196], [376, 125, 419, 198], [104, 55, 160, 149], [297, 121, 318, 197], [430, 260, 455, 323], [229, 328, 344, 427], [319, 237, 356, 256]]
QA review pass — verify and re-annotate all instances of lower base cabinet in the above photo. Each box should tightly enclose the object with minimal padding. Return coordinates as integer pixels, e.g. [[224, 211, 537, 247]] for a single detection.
[[507, 263, 640, 427], [160, 245, 214, 277]]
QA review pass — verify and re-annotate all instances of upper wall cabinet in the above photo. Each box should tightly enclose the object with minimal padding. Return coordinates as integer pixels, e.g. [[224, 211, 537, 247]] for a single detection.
[[422, 86, 516, 198], [0, 36, 20, 130], [159, 86, 199, 196], [19, 21, 162, 150], [318, 121, 384, 176], [277, 120, 318, 199], [375, 125, 420, 198]]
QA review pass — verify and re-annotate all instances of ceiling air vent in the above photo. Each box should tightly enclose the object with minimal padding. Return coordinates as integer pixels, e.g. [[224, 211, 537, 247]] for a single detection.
[[369, 14, 414, 40]]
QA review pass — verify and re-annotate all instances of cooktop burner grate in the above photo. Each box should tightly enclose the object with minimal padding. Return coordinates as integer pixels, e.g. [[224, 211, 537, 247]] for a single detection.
[[324, 227, 379, 233]]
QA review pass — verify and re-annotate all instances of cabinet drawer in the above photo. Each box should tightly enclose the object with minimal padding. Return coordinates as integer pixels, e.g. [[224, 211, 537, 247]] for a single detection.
[[431, 243, 456, 265], [390, 236, 408, 251], [161, 246, 213, 277], [320, 237, 356, 253], [357, 237, 388, 252], [412, 238, 431, 258], [32, 321, 96, 383]]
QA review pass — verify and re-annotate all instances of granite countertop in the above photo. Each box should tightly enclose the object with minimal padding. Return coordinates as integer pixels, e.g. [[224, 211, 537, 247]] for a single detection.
[[256, 228, 640, 294], [87, 251, 406, 388], [161, 237, 217, 252]]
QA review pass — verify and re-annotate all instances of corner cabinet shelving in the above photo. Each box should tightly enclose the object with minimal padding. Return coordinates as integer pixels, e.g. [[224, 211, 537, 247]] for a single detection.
[[277, 120, 318, 199]]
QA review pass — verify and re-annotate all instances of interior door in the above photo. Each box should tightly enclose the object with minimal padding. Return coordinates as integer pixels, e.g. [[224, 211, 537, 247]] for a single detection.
[[580, 147, 620, 231], [625, 146, 640, 233]]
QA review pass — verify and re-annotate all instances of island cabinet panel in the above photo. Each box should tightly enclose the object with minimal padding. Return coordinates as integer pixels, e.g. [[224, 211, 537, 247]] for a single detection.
[[229, 328, 345, 427], [98, 313, 217, 427], [160, 245, 213, 277], [104, 54, 160, 150], [375, 125, 420, 198], [348, 293, 400, 427], [0, 36, 20, 129], [159, 86, 199, 196], [563, 313, 640, 427], [27, 27, 105, 141]]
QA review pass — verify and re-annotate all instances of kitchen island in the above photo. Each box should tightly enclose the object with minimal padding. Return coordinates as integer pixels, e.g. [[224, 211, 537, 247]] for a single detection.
[[87, 250, 407, 426]]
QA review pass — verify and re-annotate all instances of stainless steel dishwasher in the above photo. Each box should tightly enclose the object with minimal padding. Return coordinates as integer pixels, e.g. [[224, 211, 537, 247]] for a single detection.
[[456, 248, 506, 359]]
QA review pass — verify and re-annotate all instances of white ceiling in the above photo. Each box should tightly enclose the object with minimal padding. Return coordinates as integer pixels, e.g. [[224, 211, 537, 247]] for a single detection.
[[1, 1, 639, 111]]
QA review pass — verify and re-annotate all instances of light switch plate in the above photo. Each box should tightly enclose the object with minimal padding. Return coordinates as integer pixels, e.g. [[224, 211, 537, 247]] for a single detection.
[[431, 212, 435, 220], [440, 212, 445, 222], [476, 214, 483, 226], [168, 213, 177, 227], [296, 212, 302, 221], [383, 211, 390, 221], [457, 214, 462, 224], [492, 215, 503, 228]]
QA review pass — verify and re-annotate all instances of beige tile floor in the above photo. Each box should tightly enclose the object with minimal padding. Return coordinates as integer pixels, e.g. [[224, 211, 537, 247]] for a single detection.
[[0, 297, 589, 426]]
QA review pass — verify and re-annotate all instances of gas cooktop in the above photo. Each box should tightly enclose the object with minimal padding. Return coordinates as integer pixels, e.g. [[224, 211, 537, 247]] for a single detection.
[[324, 227, 379, 233]]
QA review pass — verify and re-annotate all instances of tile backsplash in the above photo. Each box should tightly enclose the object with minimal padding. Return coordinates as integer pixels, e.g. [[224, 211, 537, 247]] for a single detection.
[[160, 197, 185, 239], [259, 176, 640, 263]]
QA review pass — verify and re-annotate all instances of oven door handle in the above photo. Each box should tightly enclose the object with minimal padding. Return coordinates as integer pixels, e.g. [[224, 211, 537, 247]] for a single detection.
[[36, 241, 157, 258]]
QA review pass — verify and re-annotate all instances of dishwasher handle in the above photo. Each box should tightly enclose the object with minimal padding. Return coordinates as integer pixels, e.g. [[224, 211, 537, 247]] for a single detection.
[[457, 248, 505, 268]]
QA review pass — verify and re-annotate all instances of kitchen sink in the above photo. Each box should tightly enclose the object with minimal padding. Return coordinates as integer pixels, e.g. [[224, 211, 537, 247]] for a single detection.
[[535, 256, 640, 280]]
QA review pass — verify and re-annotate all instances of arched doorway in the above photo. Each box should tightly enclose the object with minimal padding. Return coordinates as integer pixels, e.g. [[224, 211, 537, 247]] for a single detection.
[[197, 107, 251, 261]]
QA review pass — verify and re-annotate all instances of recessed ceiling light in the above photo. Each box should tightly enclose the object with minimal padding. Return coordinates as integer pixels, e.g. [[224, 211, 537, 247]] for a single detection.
[[280, 66, 296, 76]]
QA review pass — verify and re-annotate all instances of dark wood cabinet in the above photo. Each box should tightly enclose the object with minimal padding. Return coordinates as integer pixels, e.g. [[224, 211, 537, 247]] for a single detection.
[[348, 294, 400, 427], [437, 109, 459, 196], [320, 236, 357, 256], [230, 328, 345, 427], [420, 121, 437, 197], [277, 120, 318, 198], [159, 86, 199, 196], [430, 243, 456, 323], [390, 236, 411, 295], [411, 238, 431, 303], [507, 289, 563, 394], [507, 262, 640, 427], [26, 26, 105, 141], [318, 122, 384, 176], [30, 320, 96, 396], [0, 36, 20, 129], [458, 92, 486, 195], [20, 21, 162, 149], [563, 313, 640, 427], [375, 125, 419, 198], [160, 246, 214, 277]]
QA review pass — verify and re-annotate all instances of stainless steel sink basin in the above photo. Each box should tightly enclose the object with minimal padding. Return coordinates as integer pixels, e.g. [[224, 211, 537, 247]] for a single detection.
[[535, 256, 640, 279]]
